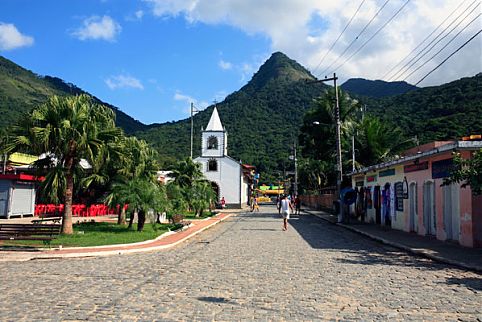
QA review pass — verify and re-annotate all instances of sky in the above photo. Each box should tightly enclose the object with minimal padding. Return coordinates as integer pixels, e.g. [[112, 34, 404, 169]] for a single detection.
[[1, 0, 480, 125]]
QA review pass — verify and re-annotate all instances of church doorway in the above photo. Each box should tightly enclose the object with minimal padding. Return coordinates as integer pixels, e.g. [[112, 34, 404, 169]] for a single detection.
[[211, 182, 220, 201]]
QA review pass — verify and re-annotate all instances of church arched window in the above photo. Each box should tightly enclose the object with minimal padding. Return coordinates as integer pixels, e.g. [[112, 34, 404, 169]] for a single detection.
[[208, 159, 218, 172], [207, 136, 218, 150]]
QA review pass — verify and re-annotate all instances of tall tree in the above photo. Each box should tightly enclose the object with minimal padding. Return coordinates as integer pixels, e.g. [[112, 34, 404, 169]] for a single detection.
[[170, 157, 203, 188], [104, 136, 160, 225], [353, 115, 415, 168], [8, 94, 120, 234]]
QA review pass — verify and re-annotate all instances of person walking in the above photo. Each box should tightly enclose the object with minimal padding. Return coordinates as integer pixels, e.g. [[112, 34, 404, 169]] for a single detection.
[[280, 195, 293, 231], [252, 195, 259, 212], [294, 195, 301, 215]]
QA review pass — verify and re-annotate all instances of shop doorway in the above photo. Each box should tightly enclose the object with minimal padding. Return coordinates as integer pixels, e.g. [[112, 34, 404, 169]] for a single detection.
[[374, 186, 381, 225], [423, 181, 436, 235], [408, 182, 418, 233], [443, 183, 460, 241]]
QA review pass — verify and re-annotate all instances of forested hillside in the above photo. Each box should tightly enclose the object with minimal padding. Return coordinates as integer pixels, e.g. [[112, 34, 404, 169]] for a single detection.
[[341, 78, 417, 98], [362, 74, 482, 143], [0, 56, 146, 134], [137, 52, 328, 172], [1, 53, 481, 178]]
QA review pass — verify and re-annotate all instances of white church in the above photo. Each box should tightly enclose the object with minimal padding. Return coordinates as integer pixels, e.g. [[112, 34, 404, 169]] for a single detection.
[[194, 107, 250, 208]]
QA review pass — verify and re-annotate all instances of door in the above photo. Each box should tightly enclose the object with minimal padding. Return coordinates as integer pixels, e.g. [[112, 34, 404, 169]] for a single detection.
[[423, 181, 436, 235], [374, 186, 381, 225], [443, 183, 460, 241], [0, 180, 9, 217], [409, 182, 418, 233]]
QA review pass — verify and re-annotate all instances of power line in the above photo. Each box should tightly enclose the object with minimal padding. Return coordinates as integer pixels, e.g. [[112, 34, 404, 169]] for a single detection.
[[311, 0, 367, 76], [381, 0, 471, 80], [404, 13, 481, 81], [389, 0, 480, 81], [414, 28, 482, 86], [319, 0, 391, 77], [333, 0, 411, 72], [397, 1, 480, 81]]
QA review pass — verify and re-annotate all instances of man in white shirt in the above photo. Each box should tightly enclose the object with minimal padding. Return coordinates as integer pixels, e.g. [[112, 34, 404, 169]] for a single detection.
[[280, 195, 293, 231]]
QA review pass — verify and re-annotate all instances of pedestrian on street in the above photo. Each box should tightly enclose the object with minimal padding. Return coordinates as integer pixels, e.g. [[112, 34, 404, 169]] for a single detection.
[[251, 195, 259, 212], [221, 197, 226, 209], [276, 195, 281, 214], [280, 194, 293, 231], [294, 195, 301, 215]]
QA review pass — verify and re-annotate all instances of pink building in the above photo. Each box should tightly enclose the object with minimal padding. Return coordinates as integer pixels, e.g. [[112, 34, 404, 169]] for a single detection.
[[350, 140, 482, 248]]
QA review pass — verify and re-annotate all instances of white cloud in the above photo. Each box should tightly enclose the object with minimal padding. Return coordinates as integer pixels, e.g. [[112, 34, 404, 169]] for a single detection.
[[72, 15, 121, 41], [0, 23, 34, 51], [218, 59, 233, 70], [174, 91, 209, 115], [144, 0, 481, 86], [135, 10, 145, 20], [105, 74, 144, 90]]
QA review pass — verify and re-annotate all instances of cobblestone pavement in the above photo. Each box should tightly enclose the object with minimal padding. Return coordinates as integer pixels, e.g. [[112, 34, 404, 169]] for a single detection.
[[0, 205, 481, 321]]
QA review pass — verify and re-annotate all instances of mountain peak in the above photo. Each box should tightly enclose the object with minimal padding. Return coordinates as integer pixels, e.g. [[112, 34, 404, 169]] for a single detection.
[[244, 52, 315, 91]]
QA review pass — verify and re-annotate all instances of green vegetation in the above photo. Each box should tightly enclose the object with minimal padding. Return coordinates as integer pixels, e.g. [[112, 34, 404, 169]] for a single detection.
[[361, 74, 482, 144], [444, 149, 482, 195], [1, 53, 481, 183], [0, 56, 146, 133], [298, 88, 413, 191], [341, 78, 417, 98], [7, 94, 122, 234], [136, 52, 328, 181], [1, 222, 178, 248]]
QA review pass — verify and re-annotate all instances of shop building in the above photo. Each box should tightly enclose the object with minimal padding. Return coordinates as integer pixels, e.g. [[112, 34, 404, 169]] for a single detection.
[[351, 140, 482, 248]]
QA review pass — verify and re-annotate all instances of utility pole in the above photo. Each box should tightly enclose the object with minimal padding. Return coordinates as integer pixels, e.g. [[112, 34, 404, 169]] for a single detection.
[[294, 141, 298, 197], [352, 135, 355, 173], [190, 102, 199, 159], [310, 73, 343, 220]]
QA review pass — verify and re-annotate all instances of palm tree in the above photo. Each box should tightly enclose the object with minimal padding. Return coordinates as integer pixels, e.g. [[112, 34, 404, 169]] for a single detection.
[[188, 180, 216, 217], [106, 178, 169, 231], [103, 136, 160, 225], [170, 157, 203, 188], [354, 116, 415, 168], [8, 94, 120, 234]]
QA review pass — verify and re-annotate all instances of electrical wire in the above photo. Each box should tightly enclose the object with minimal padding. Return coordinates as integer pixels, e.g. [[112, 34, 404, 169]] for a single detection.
[[381, 0, 471, 80], [311, 0, 367, 76], [414, 28, 482, 86], [389, 0, 480, 81], [333, 0, 411, 72], [404, 13, 481, 81], [396, 1, 480, 80], [319, 0, 391, 77]]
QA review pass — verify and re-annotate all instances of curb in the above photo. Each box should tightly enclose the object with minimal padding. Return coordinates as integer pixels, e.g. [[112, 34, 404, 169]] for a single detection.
[[0, 213, 233, 262], [307, 211, 482, 273]]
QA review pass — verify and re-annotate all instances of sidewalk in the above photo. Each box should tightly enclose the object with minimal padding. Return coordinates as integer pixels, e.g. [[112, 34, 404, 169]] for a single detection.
[[0, 212, 235, 262], [304, 208, 482, 273]]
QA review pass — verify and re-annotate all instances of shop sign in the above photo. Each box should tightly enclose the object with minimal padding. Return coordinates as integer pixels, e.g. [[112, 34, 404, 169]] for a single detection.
[[404, 161, 429, 173], [366, 175, 377, 183], [379, 168, 395, 177], [394, 181, 404, 211], [432, 158, 454, 179], [355, 181, 364, 187]]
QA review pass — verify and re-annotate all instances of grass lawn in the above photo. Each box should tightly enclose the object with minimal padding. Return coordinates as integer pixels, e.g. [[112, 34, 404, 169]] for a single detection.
[[0, 222, 180, 248]]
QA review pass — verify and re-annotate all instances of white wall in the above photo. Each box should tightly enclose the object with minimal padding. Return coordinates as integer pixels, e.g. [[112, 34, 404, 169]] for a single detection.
[[195, 157, 241, 205]]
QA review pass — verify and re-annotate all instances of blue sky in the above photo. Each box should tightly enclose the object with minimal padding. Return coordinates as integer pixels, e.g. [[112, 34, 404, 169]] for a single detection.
[[1, 0, 480, 125]]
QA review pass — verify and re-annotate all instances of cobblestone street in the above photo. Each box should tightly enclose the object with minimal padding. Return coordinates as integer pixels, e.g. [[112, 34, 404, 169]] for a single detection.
[[1, 205, 481, 321]]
